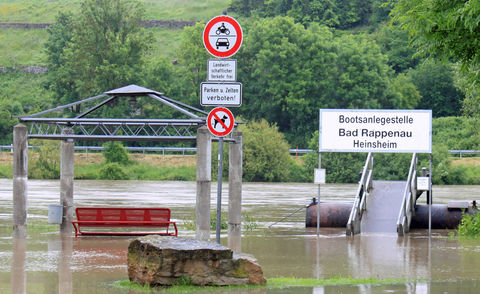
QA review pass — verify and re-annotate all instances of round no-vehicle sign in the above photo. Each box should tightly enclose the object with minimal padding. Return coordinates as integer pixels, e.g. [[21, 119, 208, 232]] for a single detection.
[[207, 107, 235, 137], [203, 15, 243, 58]]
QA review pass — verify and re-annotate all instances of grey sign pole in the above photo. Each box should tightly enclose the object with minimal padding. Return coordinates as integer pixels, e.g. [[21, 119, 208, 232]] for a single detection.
[[216, 137, 224, 244], [317, 152, 321, 237], [429, 153, 432, 237]]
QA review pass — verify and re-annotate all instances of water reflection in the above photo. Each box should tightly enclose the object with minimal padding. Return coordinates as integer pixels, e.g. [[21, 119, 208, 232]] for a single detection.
[[11, 238, 26, 294], [1, 179, 480, 293]]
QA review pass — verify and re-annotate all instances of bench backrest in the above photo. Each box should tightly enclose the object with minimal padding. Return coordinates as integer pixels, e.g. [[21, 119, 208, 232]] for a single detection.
[[75, 207, 171, 222]]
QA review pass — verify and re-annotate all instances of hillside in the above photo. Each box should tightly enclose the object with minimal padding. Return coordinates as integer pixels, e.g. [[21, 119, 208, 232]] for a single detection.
[[0, 0, 231, 66]]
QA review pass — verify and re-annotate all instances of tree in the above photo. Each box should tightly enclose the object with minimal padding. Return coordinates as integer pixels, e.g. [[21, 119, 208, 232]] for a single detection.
[[45, 0, 152, 109], [390, 0, 480, 91], [407, 60, 463, 117], [232, 0, 375, 29], [177, 22, 211, 103], [235, 16, 418, 146], [372, 24, 420, 73]]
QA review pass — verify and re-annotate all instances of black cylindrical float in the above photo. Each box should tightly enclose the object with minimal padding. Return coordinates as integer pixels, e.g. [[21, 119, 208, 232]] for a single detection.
[[306, 202, 475, 229], [305, 202, 352, 228], [410, 204, 474, 229]]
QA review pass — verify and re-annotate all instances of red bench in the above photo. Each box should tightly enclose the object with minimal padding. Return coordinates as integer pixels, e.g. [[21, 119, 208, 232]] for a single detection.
[[71, 207, 178, 237]]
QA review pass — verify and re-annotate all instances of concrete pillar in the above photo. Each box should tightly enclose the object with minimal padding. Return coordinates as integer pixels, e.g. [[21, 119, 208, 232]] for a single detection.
[[196, 126, 211, 241], [13, 124, 28, 239], [60, 128, 74, 234], [228, 129, 242, 252]]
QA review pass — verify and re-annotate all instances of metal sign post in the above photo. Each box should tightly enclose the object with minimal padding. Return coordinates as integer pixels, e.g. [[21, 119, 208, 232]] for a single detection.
[[429, 153, 433, 237], [206, 107, 234, 244], [216, 137, 224, 243], [203, 15, 242, 244], [314, 154, 326, 237]]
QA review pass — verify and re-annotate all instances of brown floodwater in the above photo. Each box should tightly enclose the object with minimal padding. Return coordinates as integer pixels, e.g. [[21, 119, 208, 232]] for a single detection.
[[1, 179, 480, 293]]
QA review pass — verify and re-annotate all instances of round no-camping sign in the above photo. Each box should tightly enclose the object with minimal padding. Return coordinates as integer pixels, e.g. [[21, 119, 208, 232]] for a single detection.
[[203, 15, 243, 58], [207, 107, 235, 137]]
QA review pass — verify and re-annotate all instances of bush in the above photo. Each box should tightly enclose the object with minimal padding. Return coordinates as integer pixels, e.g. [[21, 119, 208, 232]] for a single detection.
[[99, 162, 129, 180], [102, 141, 131, 165], [28, 140, 60, 179], [458, 212, 480, 237], [240, 119, 296, 182]]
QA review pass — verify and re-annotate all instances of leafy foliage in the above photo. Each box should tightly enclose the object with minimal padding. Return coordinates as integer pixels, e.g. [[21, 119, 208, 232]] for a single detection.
[[28, 140, 60, 179], [98, 162, 129, 180], [407, 60, 463, 117], [390, 0, 480, 116], [231, 0, 377, 29], [458, 212, 480, 237], [45, 0, 152, 109], [240, 119, 294, 182], [102, 141, 131, 165]]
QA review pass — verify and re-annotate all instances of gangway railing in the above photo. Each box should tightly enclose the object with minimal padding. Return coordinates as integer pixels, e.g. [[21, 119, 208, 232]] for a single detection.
[[396, 153, 418, 236], [346, 152, 373, 236]]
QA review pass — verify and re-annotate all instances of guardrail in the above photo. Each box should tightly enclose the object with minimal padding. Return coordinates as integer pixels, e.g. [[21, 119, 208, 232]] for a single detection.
[[450, 150, 480, 157], [0, 145, 314, 155], [346, 152, 373, 236], [1, 145, 478, 157]]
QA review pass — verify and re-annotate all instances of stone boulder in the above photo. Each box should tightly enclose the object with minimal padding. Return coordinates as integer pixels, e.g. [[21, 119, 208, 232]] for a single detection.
[[127, 236, 266, 287]]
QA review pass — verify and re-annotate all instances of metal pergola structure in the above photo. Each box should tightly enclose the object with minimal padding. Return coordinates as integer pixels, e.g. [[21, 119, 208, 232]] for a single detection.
[[15, 84, 232, 141], [12, 84, 243, 247]]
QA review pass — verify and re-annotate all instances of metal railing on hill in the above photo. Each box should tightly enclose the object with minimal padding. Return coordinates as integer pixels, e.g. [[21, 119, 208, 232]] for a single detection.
[[1, 145, 479, 156]]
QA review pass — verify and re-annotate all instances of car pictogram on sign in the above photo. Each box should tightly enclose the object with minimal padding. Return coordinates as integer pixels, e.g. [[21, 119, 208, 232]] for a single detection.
[[216, 38, 229, 49]]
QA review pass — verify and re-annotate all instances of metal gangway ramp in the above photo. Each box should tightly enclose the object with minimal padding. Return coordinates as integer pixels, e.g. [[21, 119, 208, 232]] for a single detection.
[[346, 153, 420, 236]]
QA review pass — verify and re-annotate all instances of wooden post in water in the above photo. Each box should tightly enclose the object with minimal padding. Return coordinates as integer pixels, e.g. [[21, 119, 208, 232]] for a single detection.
[[228, 129, 242, 252], [13, 124, 28, 238], [60, 128, 74, 235], [196, 126, 212, 241]]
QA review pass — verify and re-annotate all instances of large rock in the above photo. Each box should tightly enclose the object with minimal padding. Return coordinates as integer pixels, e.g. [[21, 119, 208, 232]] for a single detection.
[[127, 236, 266, 287]]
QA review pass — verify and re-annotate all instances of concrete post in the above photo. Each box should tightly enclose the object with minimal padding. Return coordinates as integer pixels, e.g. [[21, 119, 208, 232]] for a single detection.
[[196, 126, 211, 241], [228, 129, 242, 252], [60, 128, 74, 235], [13, 124, 28, 239]]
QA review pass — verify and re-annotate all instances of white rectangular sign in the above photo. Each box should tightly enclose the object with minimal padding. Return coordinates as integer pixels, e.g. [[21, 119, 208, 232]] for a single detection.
[[200, 82, 242, 107], [417, 177, 431, 191], [314, 168, 326, 184], [207, 59, 237, 82], [319, 109, 432, 153]]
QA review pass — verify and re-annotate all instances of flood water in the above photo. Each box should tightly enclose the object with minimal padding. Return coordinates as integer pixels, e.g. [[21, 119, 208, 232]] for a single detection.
[[1, 178, 480, 293]]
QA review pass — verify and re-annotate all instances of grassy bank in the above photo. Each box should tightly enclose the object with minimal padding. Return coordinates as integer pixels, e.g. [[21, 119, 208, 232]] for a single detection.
[[114, 276, 407, 292], [0, 0, 230, 23], [0, 152, 197, 181]]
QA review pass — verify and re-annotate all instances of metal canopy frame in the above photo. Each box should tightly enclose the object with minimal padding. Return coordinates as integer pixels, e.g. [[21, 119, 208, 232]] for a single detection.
[[15, 84, 233, 142]]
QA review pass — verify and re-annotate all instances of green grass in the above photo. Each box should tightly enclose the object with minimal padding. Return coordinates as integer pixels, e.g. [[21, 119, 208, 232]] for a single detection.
[[150, 27, 183, 59], [73, 162, 196, 181], [0, 0, 231, 23], [0, 0, 81, 23], [0, 28, 48, 66], [143, 0, 231, 21], [0, 164, 12, 178], [268, 277, 407, 287], [114, 277, 408, 293], [0, 0, 230, 67]]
